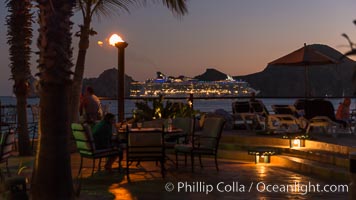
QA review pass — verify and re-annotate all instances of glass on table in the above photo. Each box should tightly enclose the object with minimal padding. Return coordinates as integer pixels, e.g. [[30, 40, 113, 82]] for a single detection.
[[136, 122, 142, 129]]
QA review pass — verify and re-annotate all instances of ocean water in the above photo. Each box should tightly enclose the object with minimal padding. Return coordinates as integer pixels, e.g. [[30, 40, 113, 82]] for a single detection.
[[1, 96, 353, 119]]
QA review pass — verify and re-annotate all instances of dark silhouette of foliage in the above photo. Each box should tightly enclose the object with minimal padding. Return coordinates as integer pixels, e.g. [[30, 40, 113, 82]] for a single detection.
[[134, 95, 199, 121]]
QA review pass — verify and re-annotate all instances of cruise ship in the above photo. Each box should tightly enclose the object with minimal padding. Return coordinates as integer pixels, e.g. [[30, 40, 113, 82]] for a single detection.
[[130, 72, 259, 98]]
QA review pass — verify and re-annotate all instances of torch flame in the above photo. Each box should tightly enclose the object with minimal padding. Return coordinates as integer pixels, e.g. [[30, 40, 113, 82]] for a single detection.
[[109, 34, 124, 46]]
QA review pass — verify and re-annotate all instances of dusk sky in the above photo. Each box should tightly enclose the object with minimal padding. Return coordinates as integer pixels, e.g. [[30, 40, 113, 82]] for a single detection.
[[1, 0, 356, 95]]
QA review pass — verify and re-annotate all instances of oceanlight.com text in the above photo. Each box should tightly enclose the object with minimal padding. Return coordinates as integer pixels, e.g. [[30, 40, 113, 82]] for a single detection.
[[256, 182, 348, 195]]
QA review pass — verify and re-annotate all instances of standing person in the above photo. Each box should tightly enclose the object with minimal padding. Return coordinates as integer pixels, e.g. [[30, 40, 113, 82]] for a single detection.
[[80, 86, 103, 123], [336, 97, 351, 127], [92, 113, 122, 171]]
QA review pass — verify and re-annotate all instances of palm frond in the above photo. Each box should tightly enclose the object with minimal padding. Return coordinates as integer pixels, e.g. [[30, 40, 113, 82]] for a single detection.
[[90, 0, 134, 19], [139, 0, 188, 16], [344, 49, 356, 56], [88, 0, 188, 20], [342, 33, 355, 50], [161, 0, 188, 16]]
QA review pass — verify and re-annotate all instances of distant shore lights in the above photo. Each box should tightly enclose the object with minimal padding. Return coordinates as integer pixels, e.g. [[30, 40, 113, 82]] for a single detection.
[[109, 33, 128, 122]]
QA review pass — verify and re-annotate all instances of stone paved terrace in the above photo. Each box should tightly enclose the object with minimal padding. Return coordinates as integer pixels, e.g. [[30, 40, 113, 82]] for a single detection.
[[2, 129, 356, 199]]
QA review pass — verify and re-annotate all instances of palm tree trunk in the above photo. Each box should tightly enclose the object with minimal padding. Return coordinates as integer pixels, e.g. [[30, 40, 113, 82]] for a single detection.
[[6, 0, 33, 156], [16, 91, 31, 155], [31, 0, 75, 199], [32, 83, 74, 199], [70, 17, 91, 123]]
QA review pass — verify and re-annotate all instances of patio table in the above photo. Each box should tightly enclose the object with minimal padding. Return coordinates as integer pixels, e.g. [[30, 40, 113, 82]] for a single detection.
[[125, 127, 185, 143], [115, 125, 185, 166]]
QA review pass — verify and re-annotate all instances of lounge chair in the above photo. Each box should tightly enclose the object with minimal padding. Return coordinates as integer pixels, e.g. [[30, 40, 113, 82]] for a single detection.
[[304, 99, 348, 134], [232, 101, 256, 130], [175, 117, 226, 172], [249, 101, 299, 133], [272, 105, 297, 115], [294, 99, 306, 117], [272, 104, 307, 130], [250, 100, 269, 117]]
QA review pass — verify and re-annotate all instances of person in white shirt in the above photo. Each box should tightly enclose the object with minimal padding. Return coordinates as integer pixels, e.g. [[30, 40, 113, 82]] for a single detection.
[[80, 86, 103, 123]]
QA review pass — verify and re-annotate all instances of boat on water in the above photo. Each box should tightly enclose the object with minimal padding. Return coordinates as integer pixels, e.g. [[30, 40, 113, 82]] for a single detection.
[[130, 72, 259, 98]]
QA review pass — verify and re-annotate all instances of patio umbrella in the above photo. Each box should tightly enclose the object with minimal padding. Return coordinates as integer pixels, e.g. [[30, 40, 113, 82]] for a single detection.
[[269, 43, 339, 97]]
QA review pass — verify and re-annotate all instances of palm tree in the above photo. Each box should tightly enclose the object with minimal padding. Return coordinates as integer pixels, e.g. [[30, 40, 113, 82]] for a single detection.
[[5, 0, 32, 156], [342, 22, 356, 96], [70, 0, 188, 122], [31, 0, 76, 199]]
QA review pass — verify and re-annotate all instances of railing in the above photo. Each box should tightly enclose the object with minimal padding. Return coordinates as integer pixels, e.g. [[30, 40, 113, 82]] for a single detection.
[[1, 96, 355, 126], [99, 96, 355, 119]]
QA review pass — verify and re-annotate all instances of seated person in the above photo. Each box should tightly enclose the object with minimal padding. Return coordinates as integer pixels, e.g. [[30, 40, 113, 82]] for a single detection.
[[336, 98, 351, 128], [92, 113, 122, 171]]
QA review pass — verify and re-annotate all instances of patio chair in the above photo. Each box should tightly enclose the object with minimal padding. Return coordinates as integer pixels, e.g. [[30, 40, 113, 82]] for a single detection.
[[175, 117, 226, 172], [172, 117, 195, 144], [126, 128, 165, 180], [71, 123, 121, 176], [232, 101, 255, 130], [304, 99, 348, 134], [0, 128, 15, 177]]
